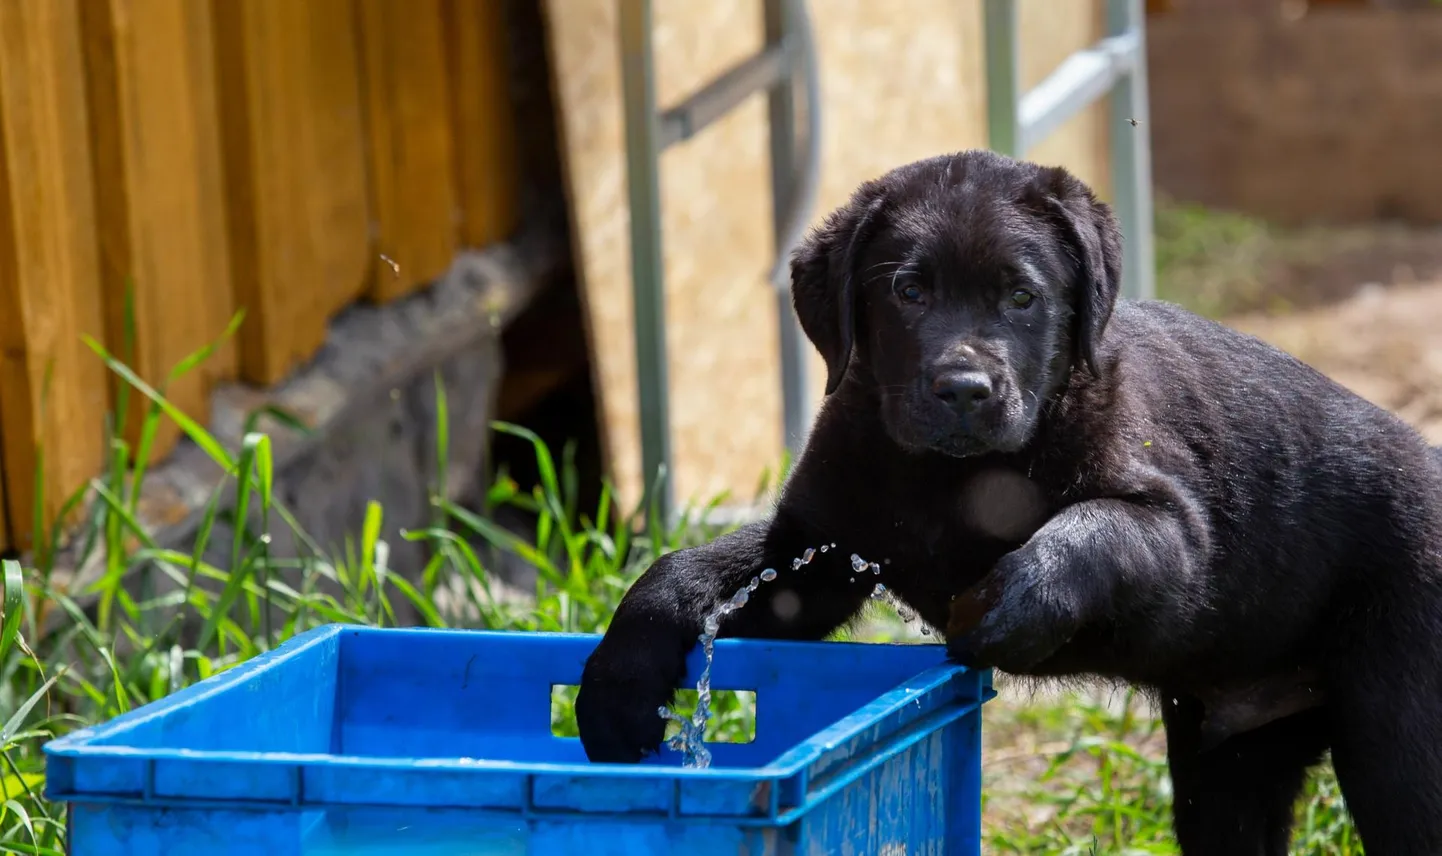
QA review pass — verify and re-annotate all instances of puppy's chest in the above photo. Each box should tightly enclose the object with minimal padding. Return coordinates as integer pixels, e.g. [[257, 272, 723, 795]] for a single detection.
[[844, 482, 1058, 607], [880, 466, 1063, 550]]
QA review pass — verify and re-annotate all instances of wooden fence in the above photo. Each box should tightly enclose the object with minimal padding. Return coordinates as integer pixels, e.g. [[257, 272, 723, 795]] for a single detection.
[[0, 0, 519, 555]]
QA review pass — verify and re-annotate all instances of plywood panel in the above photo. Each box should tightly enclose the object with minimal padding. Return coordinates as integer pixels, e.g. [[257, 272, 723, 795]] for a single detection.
[[212, 0, 371, 385], [0, 0, 109, 553], [544, 0, 1110, 511], [1018, 0, 1110, 196], [447, 0, 521, 250], [80, 0, 236, 463], [357, 0, 459, 302]]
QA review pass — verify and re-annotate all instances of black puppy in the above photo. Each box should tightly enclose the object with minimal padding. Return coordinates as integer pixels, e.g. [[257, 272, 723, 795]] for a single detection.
[[576, 150, 1442, 854]]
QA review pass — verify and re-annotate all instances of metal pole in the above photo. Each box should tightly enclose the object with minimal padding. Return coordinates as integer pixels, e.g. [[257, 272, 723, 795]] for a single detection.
[[983, 0, 1022, 157], [619, 0, 674, 523], [1107, 0, 1156, 302], [765, 0, 810, 458]]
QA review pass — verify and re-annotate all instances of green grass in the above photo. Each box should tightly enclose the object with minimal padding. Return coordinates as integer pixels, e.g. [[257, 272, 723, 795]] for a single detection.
[[1154, 200, 1278, 319], [980, 688, 1360, 855], [0, 308, 1361, 854]]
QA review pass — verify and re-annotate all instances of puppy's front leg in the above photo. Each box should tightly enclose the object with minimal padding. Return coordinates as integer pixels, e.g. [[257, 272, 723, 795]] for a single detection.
[[946, 496, 1202, 674]]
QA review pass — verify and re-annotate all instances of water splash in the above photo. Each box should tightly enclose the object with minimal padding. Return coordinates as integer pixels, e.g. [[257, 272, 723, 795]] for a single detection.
[[662, 543, 837, 768], [660, 543, 924, 768], [869, 583, 928, 632], [659, 572, 771, 769]]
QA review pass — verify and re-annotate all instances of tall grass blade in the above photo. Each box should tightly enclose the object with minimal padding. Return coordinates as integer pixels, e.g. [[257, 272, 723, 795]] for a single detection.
[[0, 561, 21, 664]]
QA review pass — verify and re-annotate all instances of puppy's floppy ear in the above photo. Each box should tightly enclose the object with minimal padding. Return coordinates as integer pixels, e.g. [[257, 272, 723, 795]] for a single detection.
[[790, 192, 887, 395], [1043, 172, 1123, 376]]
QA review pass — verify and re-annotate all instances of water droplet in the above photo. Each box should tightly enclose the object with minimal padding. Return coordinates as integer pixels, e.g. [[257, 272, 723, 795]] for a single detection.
[[819, 544, 830, 553], [748, 577, 760, 591], [802, 547, 817, 563], [849, 577, 855, 583], [760, 568, 778, 582], [704, 616, 720, 636], [870, 562, 882, 575], [730, 589, 750, 609], [791, 558, 803, 570], [850, 553, 867, 572], [920, 626, 932, 636], [871, 583, 887, 598], [830, 542, 837, 548]]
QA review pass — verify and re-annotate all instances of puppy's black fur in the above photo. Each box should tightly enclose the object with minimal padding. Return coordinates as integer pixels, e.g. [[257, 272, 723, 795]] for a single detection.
[[576, 150, 1442, 854]]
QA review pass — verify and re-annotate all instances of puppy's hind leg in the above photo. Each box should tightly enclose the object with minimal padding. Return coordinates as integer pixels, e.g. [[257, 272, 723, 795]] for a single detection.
[[1162, 695, 1328, 856], [1326, 608, 1442, 855]]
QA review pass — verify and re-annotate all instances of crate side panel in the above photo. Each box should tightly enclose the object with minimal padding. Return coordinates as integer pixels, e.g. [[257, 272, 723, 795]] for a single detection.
[[801, 731, 951, 856], [154, 757, 296, 802], [301, 806, 530, 854], [69, 803, 307, 856], [944, 707, 985, 855], [335, 630, 563, 761], [301, 766, 528, 811], [529, 818, 778, 856], [86, 633, 340, 753]]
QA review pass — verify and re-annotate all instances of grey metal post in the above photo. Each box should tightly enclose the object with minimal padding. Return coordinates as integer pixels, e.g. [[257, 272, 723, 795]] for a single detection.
[[619, 0, 674, 523], [1107, 0, 1156, 302], [983, 0, 1021, 156], [766, 0, 810, 457]]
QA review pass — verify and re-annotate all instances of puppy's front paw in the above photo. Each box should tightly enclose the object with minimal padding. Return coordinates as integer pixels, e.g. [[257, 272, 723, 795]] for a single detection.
[[576, 628, 689, 764], [945, 549, 1076, 673]]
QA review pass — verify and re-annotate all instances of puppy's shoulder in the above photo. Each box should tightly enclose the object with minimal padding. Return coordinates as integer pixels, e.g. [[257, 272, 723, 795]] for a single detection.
[[1099, 299, 1336, 394]]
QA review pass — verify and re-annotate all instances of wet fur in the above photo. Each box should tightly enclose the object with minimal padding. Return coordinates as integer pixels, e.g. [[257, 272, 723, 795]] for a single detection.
[[576, 150, 1442, 854]]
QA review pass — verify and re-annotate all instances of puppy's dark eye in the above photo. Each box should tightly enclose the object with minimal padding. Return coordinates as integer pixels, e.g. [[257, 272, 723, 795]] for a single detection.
[[897, 283, 924, 304], [1009, 288, 1035, 309]]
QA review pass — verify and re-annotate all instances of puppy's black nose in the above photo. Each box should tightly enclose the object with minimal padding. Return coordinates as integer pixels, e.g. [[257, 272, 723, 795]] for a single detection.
[[931, 371, 992, 411]]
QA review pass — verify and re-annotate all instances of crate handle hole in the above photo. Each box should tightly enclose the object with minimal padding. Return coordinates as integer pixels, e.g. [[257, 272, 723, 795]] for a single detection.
[[550, 684, 757, 744]]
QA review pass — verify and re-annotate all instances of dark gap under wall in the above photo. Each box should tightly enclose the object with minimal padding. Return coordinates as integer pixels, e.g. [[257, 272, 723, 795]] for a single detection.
[[479, 0, 606, 591]]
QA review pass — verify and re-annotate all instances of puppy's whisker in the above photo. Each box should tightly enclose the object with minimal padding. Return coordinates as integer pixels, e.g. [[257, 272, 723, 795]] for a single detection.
[[862, 265, 918, 289], [859, 261, 909, 277], [886, 262, 920, 294]]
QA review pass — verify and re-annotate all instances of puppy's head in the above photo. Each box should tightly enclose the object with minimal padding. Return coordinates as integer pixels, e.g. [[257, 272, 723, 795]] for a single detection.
[[791, 150, 1122, 457]]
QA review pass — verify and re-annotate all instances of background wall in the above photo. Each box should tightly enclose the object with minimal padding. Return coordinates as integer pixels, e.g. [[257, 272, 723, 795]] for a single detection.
[[1148, 4, 1442, 224]]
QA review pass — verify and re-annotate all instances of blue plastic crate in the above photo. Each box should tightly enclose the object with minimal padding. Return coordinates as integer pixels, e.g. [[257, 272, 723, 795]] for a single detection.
[[45, 624, 993, 854]]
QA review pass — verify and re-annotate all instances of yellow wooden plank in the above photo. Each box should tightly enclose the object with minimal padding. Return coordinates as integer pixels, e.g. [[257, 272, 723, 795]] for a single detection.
[[0, 0, 109, 554], [446, 0, 520, 250], [212, 0, 371, 385], [80, 0, 236, 463], [358, 0, 459, 302], [0, 453, 11, 554]]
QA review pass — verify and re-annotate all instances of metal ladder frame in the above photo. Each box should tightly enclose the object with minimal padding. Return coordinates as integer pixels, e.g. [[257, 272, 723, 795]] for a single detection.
[[620, 0, 1155, 525], [620, 0, 820, 525], [985, 0, 1156, 303]]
